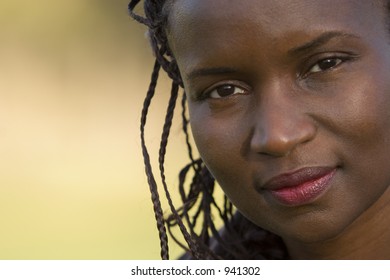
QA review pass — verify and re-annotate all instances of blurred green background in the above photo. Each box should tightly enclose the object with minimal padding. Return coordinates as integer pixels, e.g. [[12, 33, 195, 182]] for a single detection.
[[0, 0, 191, 259]]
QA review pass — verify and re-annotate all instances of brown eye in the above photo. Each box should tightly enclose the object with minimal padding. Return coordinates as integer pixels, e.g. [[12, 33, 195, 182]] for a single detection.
[[309, 58, 343, 73], [209, 84, 246, 99]]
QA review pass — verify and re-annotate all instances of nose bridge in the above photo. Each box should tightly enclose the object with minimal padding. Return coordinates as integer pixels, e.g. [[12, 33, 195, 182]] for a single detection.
[[250, 82, 316, 157]]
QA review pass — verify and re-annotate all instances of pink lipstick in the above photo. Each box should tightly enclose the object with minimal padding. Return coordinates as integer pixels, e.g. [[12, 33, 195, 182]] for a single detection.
[[261, 167, 337, 206]]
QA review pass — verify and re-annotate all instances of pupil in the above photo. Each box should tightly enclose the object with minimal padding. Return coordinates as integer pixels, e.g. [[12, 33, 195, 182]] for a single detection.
[[217, 85, 235, 97]]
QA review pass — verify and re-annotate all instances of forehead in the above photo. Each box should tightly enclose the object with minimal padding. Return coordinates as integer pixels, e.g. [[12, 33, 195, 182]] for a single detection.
[[165, 0, 388, 82], [166, 0, 385, 54], [167, 0, 384, 29]]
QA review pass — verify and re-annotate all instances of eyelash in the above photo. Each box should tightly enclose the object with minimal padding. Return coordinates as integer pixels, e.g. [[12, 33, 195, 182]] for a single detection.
[[302, 54, 354, 78], [203, 82, 250, 100]]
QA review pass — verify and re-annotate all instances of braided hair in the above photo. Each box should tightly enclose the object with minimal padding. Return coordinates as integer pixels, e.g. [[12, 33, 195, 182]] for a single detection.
[[128, 0, 288, 260]]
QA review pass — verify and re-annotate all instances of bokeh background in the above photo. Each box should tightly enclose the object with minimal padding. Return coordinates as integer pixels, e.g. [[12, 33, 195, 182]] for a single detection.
[[0, 0, 192, 259]]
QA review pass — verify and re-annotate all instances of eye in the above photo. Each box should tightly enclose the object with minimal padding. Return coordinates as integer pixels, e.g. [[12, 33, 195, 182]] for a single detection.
[[208, 84, 247, 99], [308, 57, 344, 74]]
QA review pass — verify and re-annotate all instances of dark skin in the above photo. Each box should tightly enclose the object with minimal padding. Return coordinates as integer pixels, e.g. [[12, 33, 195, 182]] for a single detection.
[[167, 0, 390, 259]]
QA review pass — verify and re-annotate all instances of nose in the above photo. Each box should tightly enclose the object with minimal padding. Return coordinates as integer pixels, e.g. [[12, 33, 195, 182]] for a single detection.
[[250, 91, 317, 157]]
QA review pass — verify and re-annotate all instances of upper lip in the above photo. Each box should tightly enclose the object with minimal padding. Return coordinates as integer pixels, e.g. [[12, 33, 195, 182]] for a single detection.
[[260, 166, 337, 191]]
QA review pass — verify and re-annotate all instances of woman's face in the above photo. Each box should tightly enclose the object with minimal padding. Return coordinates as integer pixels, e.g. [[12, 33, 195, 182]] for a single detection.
[[167, 0, 390, 243]]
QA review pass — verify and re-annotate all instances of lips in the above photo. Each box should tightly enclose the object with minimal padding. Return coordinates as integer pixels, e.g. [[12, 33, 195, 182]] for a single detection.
[[260, 167, 337, 206]]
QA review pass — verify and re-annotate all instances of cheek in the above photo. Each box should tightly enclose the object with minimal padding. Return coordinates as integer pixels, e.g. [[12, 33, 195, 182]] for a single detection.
[[188, 101, 265, 215], [188, 102, 249, 183], [336, 77, 390, 160], [189, 105, 241, 166], [328, 74, 390, 208]]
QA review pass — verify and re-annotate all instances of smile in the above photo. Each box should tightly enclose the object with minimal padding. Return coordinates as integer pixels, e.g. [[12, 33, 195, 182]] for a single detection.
[[260, 167, 337, 207]]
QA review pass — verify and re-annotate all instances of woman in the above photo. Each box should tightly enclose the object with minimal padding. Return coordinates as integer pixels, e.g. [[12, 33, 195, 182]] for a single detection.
[[129, 0, 390, 259]]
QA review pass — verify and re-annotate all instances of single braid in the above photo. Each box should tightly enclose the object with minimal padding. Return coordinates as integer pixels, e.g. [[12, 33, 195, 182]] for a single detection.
[[181, 93, 198, 167], [140, 60, 169, 260], [128, 0, 149, 25]]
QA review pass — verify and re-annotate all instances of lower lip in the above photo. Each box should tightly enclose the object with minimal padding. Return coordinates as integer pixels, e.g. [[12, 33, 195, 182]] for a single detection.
[[268, 169, 337, 206]]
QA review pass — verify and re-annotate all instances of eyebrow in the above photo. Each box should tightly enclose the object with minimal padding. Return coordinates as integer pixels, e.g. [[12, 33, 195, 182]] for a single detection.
[[186, 66, 238, 80], [288, 31, 360, 56], [186, 32, 360, 80]]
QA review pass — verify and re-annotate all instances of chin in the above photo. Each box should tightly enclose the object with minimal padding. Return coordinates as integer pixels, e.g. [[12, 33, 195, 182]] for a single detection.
[[284, 227, 343, 244], [276, 214, 357, 245]]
